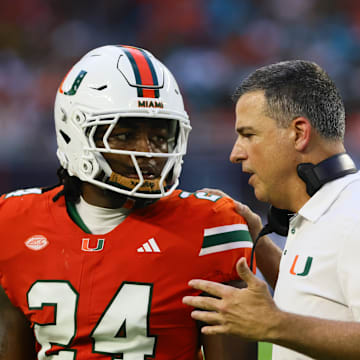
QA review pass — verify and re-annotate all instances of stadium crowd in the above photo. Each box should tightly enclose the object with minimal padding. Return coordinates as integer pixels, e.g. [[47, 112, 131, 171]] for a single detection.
[[1, 0, 360, 217]]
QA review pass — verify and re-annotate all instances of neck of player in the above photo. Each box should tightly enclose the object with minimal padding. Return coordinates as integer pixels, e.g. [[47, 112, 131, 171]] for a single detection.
[[81, 182, 128, 209]]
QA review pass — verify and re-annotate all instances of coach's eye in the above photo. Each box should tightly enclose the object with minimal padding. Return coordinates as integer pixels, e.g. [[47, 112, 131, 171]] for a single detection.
[[242, 133, 254, 138]]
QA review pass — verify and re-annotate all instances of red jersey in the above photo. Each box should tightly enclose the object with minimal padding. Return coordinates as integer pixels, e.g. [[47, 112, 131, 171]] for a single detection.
[[0, 187, 253, 359]]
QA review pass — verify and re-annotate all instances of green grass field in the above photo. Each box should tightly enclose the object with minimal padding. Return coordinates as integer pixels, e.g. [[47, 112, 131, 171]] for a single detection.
[[258, 342, 272, 360]]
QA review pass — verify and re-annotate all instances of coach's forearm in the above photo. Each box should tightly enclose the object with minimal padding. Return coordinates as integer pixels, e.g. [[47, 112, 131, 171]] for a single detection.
[[267, 311, 360, 360], [254, 235, 281, 289]]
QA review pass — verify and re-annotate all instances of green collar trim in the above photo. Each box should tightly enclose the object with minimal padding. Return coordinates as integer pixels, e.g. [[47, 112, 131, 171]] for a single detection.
[[66, 201, 92, 234]]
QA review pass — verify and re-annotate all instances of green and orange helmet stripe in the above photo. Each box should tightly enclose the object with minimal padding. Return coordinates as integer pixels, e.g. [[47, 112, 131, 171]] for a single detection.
[[119, 45, 160, 98]]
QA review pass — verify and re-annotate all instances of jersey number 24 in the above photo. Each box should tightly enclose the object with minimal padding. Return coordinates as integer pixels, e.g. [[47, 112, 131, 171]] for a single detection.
[[27, 280, 156, 359]]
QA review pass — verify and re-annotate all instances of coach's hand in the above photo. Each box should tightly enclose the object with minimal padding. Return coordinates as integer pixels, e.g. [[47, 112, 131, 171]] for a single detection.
[[200, 188, 263, 242], [183, 257, 282, 341]]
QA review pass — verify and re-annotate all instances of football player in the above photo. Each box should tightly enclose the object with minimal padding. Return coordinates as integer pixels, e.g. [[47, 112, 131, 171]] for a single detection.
[[0, 45, 257, 359]]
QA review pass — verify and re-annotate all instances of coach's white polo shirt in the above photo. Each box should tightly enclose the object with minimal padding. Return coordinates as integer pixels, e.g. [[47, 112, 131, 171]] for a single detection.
[[272, 172, 360, 360]]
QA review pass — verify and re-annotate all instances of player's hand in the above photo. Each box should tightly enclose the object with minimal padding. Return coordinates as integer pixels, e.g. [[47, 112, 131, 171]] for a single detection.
[[200, 188, 263, 242], [183, 257, 282, 341]]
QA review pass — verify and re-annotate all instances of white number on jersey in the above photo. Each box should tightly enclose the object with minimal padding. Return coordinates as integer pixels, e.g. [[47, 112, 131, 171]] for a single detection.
[[27, 281, 77, 360], [179, 191, 221, 202], [91, 282, 156, 359], [27, 281, 156, 359]]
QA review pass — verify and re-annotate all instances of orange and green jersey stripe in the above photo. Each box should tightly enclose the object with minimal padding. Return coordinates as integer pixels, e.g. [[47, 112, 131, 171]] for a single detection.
[[200, 224, 252, 256]]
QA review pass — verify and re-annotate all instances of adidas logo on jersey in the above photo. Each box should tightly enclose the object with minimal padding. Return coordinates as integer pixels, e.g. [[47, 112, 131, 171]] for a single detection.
[[137, 238, 160, 253]]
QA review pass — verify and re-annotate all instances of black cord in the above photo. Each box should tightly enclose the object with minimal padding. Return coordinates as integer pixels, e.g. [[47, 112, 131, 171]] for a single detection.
[[250, 224, 272, 272]]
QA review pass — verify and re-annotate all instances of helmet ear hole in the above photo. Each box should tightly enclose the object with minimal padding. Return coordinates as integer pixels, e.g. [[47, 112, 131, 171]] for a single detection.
[[72, 111, 86, 126], [81, 160, 94, 175]]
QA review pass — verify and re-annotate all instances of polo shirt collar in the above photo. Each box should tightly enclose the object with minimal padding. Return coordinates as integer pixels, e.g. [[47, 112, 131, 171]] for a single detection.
[[298, 172, 360, 223]]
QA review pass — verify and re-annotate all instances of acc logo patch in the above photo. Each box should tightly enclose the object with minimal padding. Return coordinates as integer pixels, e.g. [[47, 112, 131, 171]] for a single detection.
[[25, 235, 49, 251]]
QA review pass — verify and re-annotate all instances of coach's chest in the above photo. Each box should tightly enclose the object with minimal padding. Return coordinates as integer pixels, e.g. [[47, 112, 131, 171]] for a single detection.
[[274, 214, 351, 320]]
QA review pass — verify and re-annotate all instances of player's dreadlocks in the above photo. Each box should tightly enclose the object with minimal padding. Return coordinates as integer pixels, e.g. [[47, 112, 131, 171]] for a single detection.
[[52, 167, 82, 203]]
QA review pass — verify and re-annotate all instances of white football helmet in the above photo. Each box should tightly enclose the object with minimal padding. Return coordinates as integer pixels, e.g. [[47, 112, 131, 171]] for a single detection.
[[54, 45, 191, 198]]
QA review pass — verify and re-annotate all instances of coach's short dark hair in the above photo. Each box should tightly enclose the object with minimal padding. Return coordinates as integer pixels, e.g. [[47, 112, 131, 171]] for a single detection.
[[233, 60, 345, 140]]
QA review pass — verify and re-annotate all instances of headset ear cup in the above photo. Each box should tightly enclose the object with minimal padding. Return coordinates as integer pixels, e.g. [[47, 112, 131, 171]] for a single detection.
[[297, 153, 357, 196]]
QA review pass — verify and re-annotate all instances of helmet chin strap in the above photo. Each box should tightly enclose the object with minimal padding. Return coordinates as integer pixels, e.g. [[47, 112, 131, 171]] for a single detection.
[[108, 171, 163, 194], [94, 152, 170, 196]]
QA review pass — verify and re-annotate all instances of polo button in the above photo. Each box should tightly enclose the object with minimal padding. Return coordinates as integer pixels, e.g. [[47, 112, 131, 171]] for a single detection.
[[291, 228, 296, 234]]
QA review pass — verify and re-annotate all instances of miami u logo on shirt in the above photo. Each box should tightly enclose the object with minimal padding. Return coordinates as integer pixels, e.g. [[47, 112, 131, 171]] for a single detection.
[[81, 238, 105, 252], [289, 255, 313, 276]]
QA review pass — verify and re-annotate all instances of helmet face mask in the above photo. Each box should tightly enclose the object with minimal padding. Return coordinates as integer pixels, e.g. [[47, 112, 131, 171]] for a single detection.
[[54, 45, 191, 199], [85, 116, 182, 196]]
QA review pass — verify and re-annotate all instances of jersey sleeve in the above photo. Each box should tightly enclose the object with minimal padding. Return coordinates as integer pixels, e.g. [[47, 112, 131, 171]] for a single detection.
[[195, 194, 255, 283]]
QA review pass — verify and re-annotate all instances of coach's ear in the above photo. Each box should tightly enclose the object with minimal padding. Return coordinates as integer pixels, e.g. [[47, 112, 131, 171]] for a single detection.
[[291, 117, 311, 152]]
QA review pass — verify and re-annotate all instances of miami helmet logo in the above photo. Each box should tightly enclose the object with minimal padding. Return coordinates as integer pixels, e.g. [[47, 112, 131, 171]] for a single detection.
[[138, 100, 164, 108], [59, 70, 87, 96]]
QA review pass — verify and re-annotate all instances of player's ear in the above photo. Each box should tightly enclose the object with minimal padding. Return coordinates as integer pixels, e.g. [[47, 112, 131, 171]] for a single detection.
[[291, 116, 311, 152]]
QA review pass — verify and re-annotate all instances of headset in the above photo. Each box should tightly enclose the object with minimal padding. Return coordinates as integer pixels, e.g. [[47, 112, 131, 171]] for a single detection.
[[250, 153, 357, 271]]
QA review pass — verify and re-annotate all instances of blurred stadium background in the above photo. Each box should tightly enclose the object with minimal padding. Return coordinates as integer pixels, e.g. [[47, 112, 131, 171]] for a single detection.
[[5, 1, 360, 358], [2, 0, 360, 218]]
